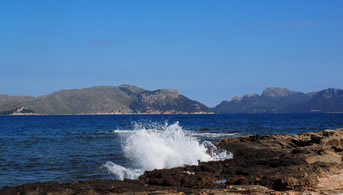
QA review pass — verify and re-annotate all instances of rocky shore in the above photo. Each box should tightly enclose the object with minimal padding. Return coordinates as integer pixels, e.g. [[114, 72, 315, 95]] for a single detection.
[[2, 128, 343, 194]]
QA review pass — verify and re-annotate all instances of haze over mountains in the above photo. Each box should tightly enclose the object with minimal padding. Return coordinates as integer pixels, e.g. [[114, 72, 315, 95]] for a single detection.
[[214, 87, 343, 113], [0, 85, 342, 115]]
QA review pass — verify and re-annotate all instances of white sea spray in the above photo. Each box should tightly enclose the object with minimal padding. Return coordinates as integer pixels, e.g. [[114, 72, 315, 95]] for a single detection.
[[104, 122, 232, 180]]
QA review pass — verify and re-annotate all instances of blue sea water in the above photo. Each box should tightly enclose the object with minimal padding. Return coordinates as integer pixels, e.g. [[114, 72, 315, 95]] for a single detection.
[[0, 113, 343, 188]]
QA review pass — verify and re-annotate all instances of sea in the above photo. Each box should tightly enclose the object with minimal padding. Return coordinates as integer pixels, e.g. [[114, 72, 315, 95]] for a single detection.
[[1, 113, 343, 188]]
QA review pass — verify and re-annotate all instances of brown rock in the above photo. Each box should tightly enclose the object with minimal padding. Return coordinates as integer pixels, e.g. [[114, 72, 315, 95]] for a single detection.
[[3, 128, 343, 194]]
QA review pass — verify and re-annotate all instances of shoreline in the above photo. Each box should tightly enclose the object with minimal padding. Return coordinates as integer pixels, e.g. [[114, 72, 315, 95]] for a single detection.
[[4, 112, 215, 116], [2, 128, 343, 194], [3, 112, 343, 116], [1, 113, 215, 116]]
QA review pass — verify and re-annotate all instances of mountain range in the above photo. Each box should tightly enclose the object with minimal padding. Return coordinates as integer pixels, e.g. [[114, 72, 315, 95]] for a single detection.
[[0, 84, 209, 115], [0, 85, 342, 115], [214, 87, 343, 113]]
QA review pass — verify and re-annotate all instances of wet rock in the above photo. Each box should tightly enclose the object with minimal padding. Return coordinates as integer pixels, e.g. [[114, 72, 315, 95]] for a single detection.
[[3, 128, 343, 194], [138, 128, 343, 192]]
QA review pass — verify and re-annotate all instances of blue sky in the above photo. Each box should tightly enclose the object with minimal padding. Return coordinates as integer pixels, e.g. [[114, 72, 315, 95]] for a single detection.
[[1, 0, 342, 106]]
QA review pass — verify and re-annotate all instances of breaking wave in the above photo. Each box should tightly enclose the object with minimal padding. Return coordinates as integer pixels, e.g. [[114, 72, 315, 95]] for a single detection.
[[103, 122, 232, 180]]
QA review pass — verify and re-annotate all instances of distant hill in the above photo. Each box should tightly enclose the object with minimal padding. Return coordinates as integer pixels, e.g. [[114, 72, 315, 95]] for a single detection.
[[129, 89, 209, 113], [214, 87, 313, 113], [0, 85, 210, 115], [285, 88, 343, 113], [1, 86, 342, 115], [214, 87, 343, 113], [0, 95, 35, 113]]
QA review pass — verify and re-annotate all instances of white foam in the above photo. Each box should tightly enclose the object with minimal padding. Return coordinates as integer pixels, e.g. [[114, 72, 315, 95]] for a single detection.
[[185, 132, 238, 138], [103, 161, 144, 181], [111, 129, 161, 134], [104, 122, 232, 180]]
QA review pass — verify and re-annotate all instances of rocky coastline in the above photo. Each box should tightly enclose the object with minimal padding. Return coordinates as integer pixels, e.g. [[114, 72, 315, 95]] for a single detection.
[[2, 128, 343, 194]]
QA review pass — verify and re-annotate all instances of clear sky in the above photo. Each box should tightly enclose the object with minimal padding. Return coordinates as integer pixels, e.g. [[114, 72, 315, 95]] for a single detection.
[[1, 0, 342, 106]]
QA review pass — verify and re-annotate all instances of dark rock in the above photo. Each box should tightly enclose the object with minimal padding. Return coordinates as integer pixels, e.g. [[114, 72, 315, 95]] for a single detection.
[[138, 128, 343, 191]]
